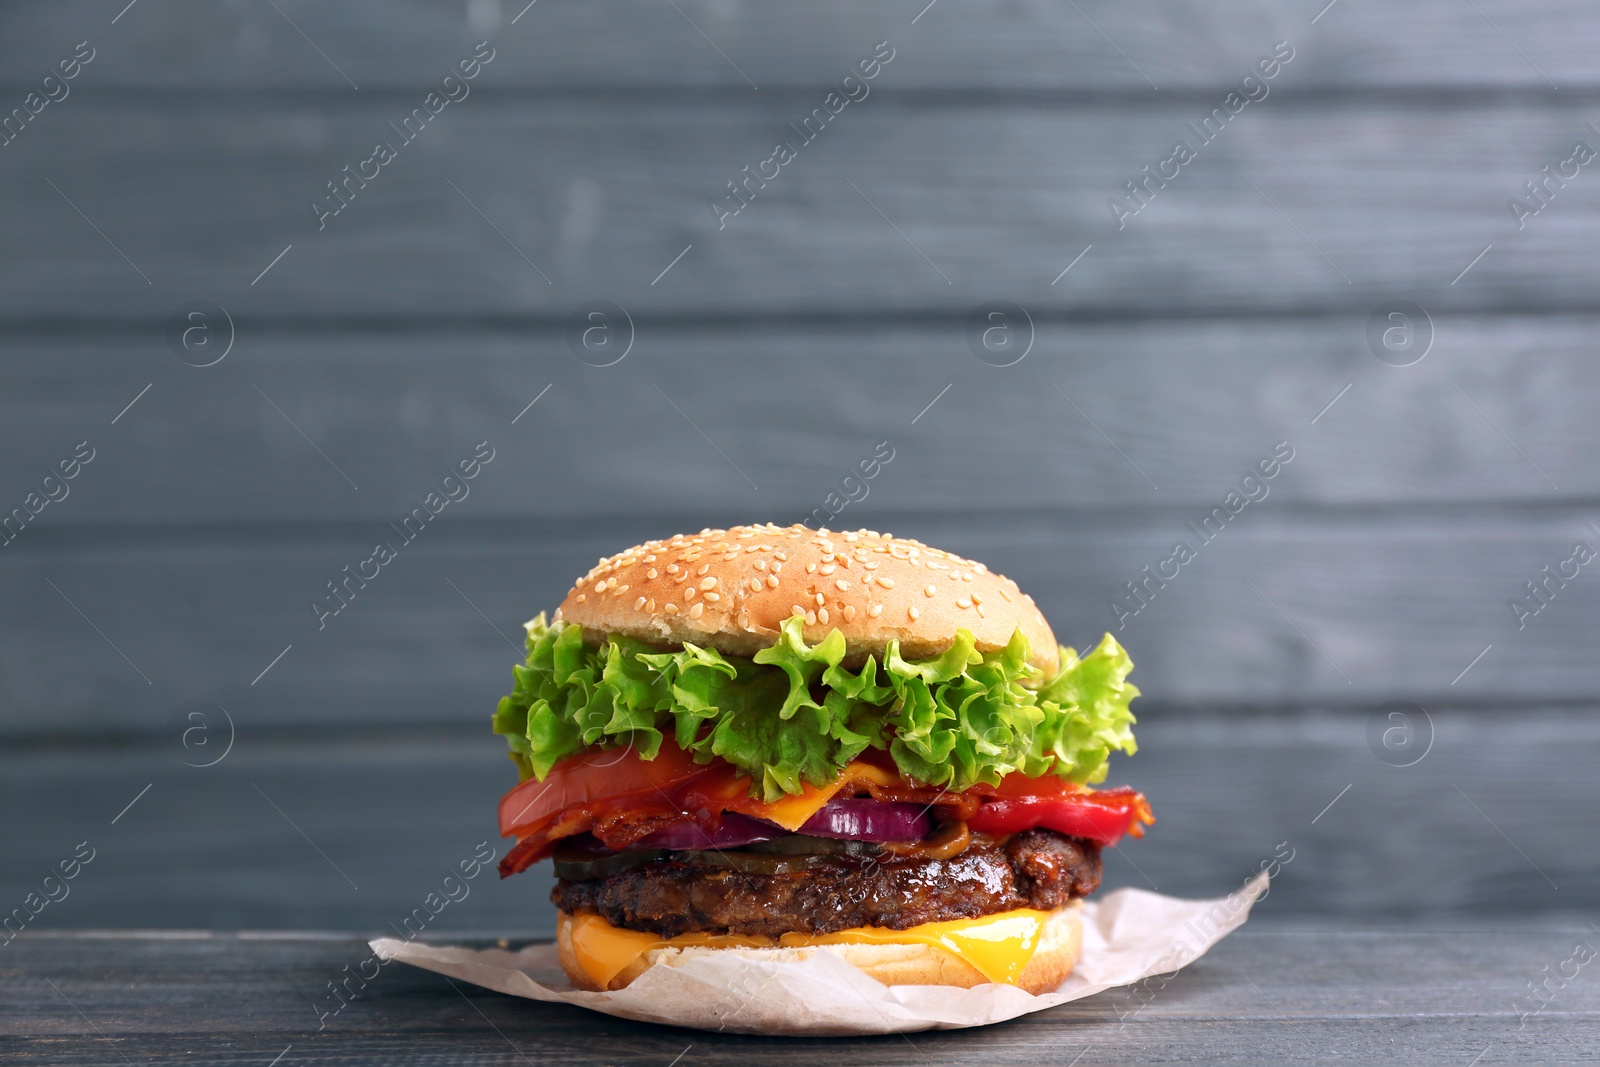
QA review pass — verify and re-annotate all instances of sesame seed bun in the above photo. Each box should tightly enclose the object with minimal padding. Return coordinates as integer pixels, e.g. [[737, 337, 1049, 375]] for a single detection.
[[554, 524, 1059, 676], [555, 903, 1083, 994]]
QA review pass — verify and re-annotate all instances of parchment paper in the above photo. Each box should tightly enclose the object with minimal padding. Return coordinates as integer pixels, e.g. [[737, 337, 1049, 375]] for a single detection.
[[373, 873, 1268, 1036]]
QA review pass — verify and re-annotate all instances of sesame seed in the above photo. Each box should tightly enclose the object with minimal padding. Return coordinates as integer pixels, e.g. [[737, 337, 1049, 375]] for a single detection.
[[684, 587, 697, 600], [646, 598, 656, 612], [818, 607, 830, 624], [645, 554, 656, 563], [751, 578, 764, 591], [576, 594, 586, 603], [618, 584, 629, 594], [876, 576, 895, 590], [698, 563, 710, 576], [925, 584, 936, 597], [998, 587, 1013, 602], [814, 592, 825, 606], [774, 551, 787, 561], [665, 603, 679, 614], [863, 561, 879, 570], [771, 563, 783, 574], [868, 604, 883, 618], [754, 559, 768, 571], [767, 575, 779, 588], [633, 596, 646, 610], [842, 605, 857, 622], [704, 592, 721, 602], [956, 597, 972, 608], [700, 576, 718, 591], [805, 610, 817, 624], [791, 604, 806, 617], [976, 604, 986, 617], [806, 563, 817, 573], [689, 602, 704, 619], [908, 606, 920, 620], [647, 568, 658, 579], [820, 564, 836, 575]]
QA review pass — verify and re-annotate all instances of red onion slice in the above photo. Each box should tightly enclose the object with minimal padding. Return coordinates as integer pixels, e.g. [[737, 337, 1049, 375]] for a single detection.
[[632, 812, 778, 850], [621, 799, 932, 851], [797, 797, 931, 841]]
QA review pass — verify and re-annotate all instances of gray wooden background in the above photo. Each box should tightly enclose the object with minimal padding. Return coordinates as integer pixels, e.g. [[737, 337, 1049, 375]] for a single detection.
[[2, 0, 1596, 937]]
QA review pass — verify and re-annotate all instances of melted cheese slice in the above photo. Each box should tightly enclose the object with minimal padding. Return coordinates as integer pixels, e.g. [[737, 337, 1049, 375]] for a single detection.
[[567, 907, 1053, 990], [756, 759, 902, 831]]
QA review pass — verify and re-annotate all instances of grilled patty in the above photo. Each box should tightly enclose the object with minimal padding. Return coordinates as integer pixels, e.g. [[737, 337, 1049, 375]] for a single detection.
[[551, 829, 1101, 938]]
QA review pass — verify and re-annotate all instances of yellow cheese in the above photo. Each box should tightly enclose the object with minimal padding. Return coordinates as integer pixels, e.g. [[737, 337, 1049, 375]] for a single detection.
[[783, 909, 1052, 985], [568, 914, 772, 989], [756, 760, 902, 831], [567, 907, 1053, 990]]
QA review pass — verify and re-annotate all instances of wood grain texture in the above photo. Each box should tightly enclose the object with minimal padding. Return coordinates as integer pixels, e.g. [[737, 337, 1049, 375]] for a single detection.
[[0, 321, 1594, 528], [3, 710, 1593, 931], [0, 0, 1595, 91], [0, 102, 1597, 318], [2, 0, 1598, 967], [5, 928, 1599, 1063]]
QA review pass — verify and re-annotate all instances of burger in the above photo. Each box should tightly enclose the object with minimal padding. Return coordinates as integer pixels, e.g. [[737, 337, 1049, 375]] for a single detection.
[[492, 524, 1151, 994]]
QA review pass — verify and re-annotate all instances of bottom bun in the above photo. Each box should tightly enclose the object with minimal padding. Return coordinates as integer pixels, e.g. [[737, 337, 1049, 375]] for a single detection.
[[556, 903, 1083, 995]]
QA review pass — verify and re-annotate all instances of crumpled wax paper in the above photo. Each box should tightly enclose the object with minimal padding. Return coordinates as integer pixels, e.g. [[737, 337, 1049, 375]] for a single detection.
[[372, 873, 1268, 1036]]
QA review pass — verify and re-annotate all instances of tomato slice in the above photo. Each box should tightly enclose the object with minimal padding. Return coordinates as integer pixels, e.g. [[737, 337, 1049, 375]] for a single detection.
[[965, 789, 1153, 846], [497, 741, 709, 838], [983, 773, 1094, 801]]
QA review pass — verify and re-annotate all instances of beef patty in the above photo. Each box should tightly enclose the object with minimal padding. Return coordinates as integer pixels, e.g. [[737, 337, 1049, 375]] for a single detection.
[[551, 829, 1102, 938]]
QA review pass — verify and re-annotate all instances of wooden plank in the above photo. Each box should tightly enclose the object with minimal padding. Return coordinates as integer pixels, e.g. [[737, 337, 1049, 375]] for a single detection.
[[0, 320, 1594, 528], [4, 508, 1598, 733], [2, 102, 1598, 318], [1, 0, 1596, 91], [3, 710, 1595, 932], [4, 930, 1598, 1064], [7, 1018, 1598, 1067]]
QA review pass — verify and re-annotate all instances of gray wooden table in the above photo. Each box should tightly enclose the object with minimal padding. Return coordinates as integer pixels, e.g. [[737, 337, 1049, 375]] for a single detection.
[[8, 927, 1596, 1065]]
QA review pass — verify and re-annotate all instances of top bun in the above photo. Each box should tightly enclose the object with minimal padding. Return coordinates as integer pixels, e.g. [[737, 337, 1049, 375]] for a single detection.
[[554, 524, 1059, 676]]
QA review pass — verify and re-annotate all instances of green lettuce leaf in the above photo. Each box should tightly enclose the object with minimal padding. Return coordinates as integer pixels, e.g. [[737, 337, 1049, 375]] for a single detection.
[[493, 614, 1139, 801]]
